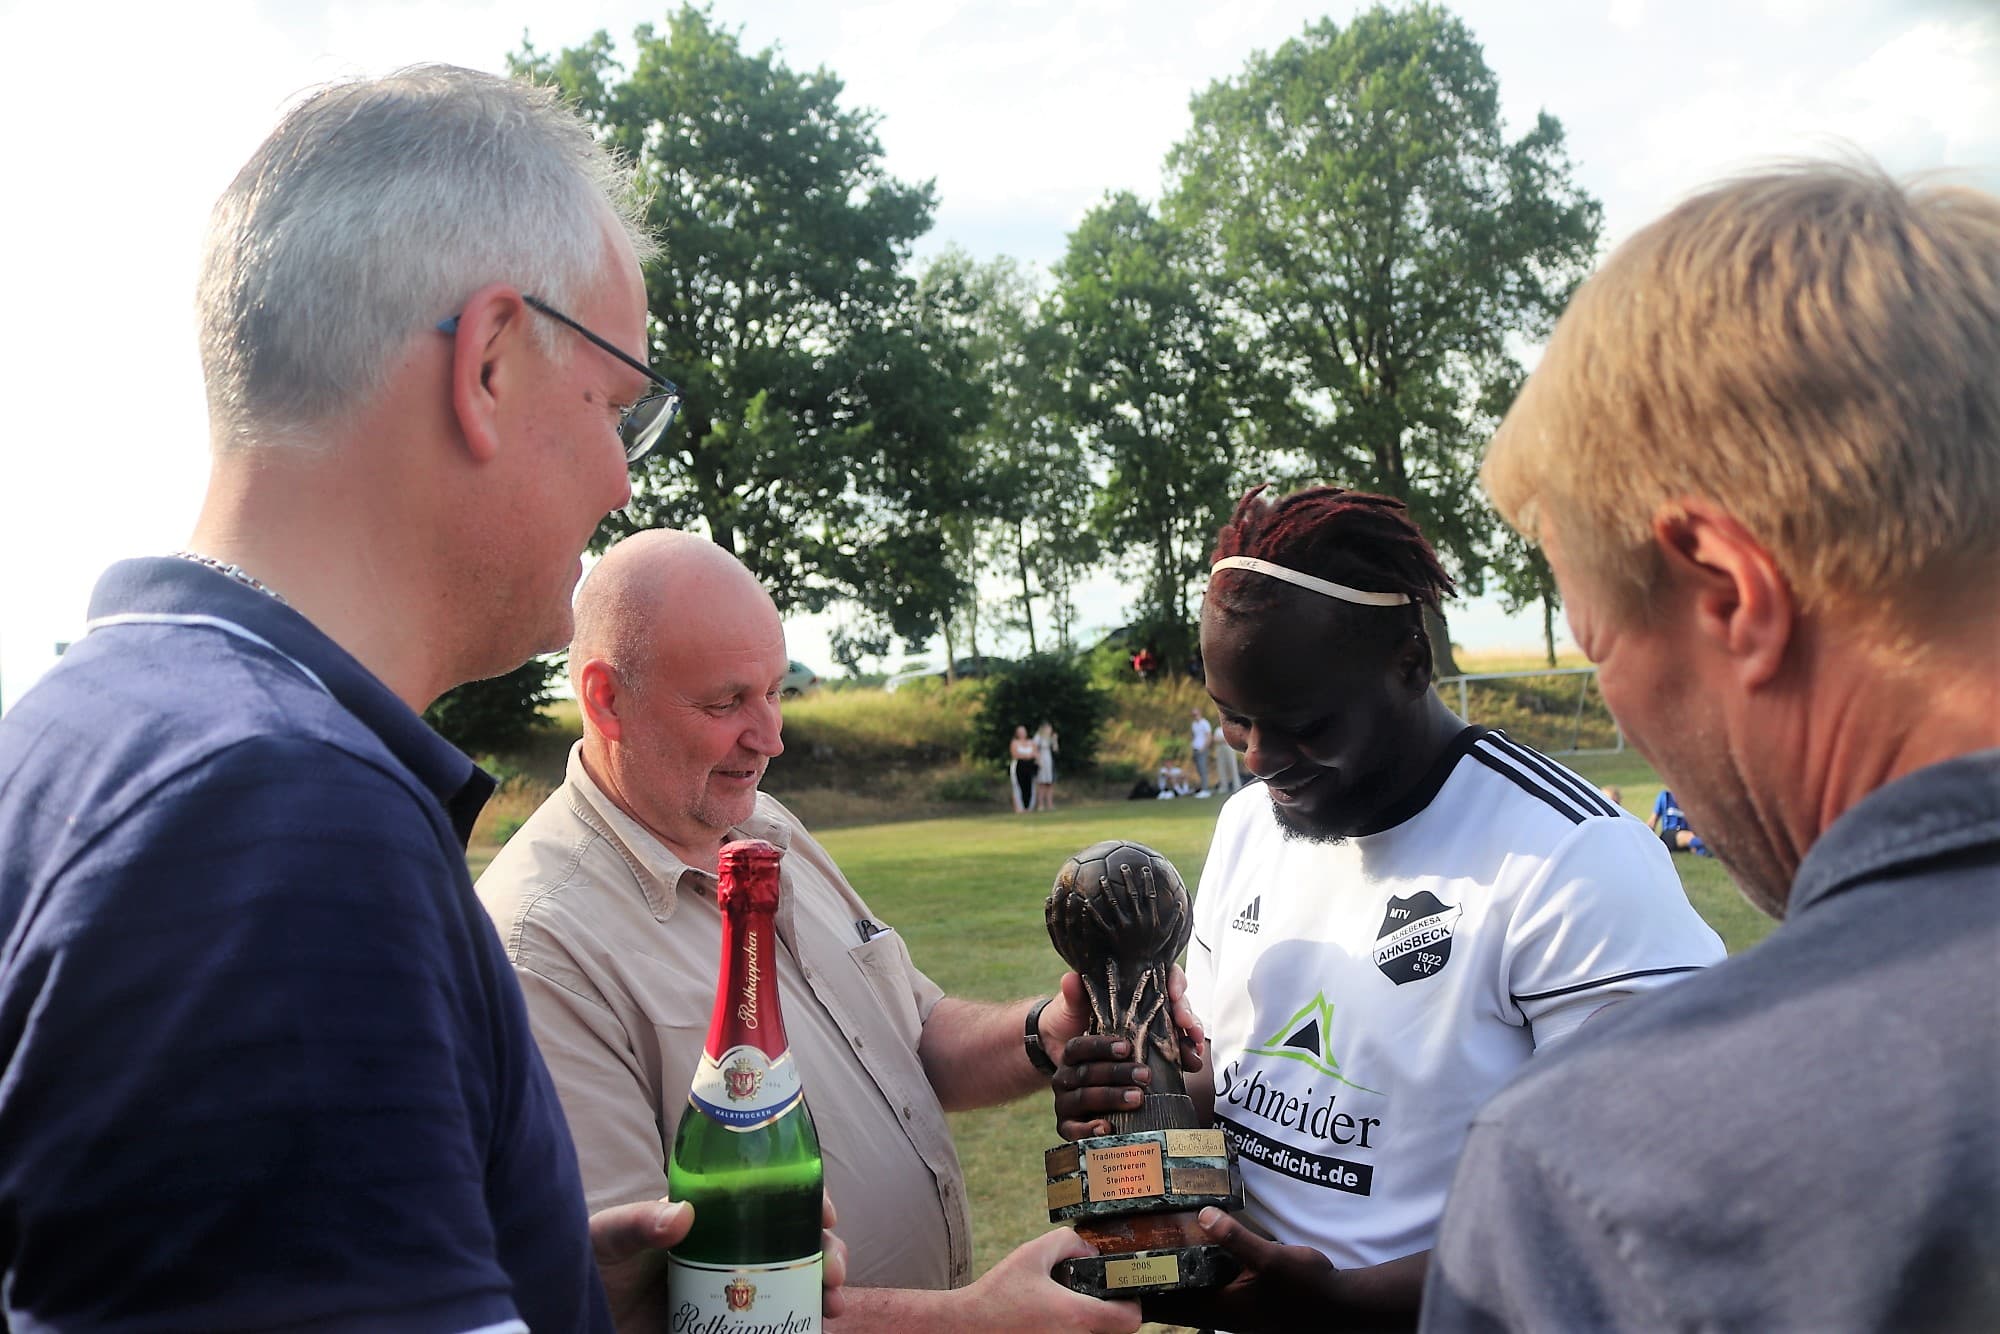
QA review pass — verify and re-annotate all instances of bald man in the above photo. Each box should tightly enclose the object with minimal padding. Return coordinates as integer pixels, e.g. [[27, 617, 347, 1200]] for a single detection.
[[477, 530, 1144, 1334]]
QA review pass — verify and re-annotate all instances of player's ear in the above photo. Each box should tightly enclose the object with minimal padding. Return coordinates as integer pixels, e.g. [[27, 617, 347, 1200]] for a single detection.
[[1395, 615, 1434, 697]]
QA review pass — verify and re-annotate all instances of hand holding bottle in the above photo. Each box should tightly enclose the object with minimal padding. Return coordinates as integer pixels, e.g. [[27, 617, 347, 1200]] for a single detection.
[[590, 1195, 693, 1327], [592, 1193, 848, 1331]]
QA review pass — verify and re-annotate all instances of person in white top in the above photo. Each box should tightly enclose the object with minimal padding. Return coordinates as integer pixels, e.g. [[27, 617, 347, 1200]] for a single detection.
[[1053, 484, 1722, 1330], [1190, 709, 1215, 794], [1208, 715, 1241, 794]]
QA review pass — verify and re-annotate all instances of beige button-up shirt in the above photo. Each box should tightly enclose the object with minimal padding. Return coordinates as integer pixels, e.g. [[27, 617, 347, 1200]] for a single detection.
[[477, 746, 972, 1290]]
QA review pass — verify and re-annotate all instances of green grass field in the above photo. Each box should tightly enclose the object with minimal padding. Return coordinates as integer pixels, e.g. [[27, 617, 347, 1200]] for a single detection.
[[807, 751, 1770, 1281]]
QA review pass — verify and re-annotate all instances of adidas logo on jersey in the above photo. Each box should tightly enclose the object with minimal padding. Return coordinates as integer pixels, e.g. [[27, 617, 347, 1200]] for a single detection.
[[1232, 896, 1262, 934]]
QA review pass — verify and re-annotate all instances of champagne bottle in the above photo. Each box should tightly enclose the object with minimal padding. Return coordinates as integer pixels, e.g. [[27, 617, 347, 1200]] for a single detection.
[[667, 838, 824, 1332]]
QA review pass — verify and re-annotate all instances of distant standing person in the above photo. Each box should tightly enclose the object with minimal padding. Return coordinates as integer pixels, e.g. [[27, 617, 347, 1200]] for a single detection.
[[1189, 708, 1214, 795], [1033, 721, 1060, 811], [1009, 725, 1039, 813], [1209, 714, 1241, 794]]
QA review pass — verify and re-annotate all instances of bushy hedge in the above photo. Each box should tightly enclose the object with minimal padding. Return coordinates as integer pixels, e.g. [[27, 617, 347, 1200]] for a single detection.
[[975, 654, 1110, 774]]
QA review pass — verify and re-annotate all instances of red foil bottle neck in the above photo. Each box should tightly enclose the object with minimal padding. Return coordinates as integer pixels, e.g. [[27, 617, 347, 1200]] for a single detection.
[[707, 840, 789, 1062]]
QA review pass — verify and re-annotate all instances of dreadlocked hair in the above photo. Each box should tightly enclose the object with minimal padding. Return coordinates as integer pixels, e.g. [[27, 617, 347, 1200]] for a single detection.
[[1208, 485, 1456, 622]]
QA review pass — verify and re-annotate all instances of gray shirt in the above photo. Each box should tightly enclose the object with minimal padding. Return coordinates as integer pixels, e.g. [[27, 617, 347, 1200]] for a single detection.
[[1424, 750, 2000, 1332]]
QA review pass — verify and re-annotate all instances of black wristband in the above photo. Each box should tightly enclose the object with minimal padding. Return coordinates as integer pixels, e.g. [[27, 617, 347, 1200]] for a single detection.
[[1024, 996, 1059, 1075]]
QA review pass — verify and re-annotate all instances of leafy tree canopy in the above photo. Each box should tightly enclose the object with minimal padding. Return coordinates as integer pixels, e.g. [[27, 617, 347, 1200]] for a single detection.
[[514, 6, 972, 640], [1167, 2, 1600, 666], [1050, 192, 1246, 674], [917, 248, 1101, 659]]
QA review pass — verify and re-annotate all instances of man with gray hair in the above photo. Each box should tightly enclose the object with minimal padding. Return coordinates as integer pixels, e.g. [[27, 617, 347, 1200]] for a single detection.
[[1419, 162, 2000, 1328], [0, 66, 736, 1329]]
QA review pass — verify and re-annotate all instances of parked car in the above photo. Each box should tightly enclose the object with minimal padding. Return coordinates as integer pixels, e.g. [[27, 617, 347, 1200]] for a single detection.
[[781, 660, 819, 698], [883, 655, 1014, 693]]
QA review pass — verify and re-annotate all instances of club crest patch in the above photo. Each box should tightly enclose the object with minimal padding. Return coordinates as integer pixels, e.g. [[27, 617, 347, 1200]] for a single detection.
[[1373, 891, 1460, 985]]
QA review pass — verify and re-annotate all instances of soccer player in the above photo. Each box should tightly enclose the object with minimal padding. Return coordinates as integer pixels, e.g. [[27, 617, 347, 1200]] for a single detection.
[[1647, 787, 1710, 855], [1055, 484, 1723, 1329]]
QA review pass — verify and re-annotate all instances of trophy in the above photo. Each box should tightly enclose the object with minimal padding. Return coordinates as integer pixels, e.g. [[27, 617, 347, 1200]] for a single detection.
[[1041, 840, 1241, 1298]]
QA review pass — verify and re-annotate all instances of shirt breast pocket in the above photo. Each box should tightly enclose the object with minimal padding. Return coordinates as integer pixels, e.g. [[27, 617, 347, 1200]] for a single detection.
[[634, 980, 711, 1035], [847, 930, 924, 1050]]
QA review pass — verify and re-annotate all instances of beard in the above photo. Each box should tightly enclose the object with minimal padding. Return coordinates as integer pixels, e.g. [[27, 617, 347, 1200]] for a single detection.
[[1269, 800, 1352, 847]]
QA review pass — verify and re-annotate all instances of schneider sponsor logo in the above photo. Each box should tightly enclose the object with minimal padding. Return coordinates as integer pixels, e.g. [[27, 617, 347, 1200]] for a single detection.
[[1242, 994, 1381, 1092], [1217, 1061, 1382, 1147], [1231, 896, 1262, 934], [1216, 992, 1383, 1195], [1216, 1114, 1374, 1195]]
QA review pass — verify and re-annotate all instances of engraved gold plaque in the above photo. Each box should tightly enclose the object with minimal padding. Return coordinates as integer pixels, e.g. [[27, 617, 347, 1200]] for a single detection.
[[1170, 1165, 1231, 1196], [1086, 1140, 1166, 1202], [1104, 1254, 1183, 1289], [1164, 1128, 1228, 1158], [1045, 1174, 1085, 1211]]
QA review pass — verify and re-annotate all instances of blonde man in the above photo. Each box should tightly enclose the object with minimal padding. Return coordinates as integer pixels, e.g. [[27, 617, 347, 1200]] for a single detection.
[[1417, 163, 1999, 1328]]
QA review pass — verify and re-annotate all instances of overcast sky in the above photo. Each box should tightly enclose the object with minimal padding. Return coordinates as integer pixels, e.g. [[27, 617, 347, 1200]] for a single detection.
[[1, 0, 1994, 707]]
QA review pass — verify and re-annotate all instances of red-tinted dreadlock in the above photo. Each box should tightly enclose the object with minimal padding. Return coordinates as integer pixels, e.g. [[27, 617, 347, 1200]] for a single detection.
[[1208, 484, 1456, 617]]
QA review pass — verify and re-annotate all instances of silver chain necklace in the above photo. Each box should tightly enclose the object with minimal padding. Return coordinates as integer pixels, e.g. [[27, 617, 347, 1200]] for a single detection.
[[172, 551, 290, 606]]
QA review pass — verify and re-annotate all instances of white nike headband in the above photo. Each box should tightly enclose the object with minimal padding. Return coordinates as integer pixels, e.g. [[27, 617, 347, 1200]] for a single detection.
[[1208, 556, 1413, 607]]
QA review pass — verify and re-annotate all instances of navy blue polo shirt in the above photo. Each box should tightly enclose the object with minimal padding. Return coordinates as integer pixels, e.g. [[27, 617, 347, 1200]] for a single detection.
[[0, 559, 609, 1331]]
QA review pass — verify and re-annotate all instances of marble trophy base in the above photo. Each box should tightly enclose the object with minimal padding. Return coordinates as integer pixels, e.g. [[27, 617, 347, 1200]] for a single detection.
[[1055, 1211, 1240, 1299], [1043, 1118, 1243, 1298]]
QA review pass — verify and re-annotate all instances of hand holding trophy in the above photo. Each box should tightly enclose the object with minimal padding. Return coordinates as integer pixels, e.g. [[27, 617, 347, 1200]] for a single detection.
[[1041, 840, 1241, 1298]]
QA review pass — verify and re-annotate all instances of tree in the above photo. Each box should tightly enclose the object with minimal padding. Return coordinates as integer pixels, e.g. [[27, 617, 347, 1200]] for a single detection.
[[1168, 3, 1601, 675], [975, 655, 1111, 775], [1490, 531, 1563, 667], [514, 8, 972, 640], [424, 656, 561, 756], [915, 249, 1101, 662], [1050, 193, 1244, 676], [987, 300, 1102, 657], [828, 625, 890, 679]]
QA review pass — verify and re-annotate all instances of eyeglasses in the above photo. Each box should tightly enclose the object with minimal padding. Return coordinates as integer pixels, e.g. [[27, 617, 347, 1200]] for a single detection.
[[437, 294, 682, 463]]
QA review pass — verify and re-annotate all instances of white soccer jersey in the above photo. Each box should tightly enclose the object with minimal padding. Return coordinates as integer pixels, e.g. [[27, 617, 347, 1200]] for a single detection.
[[1188, 726, 1724, 1270]]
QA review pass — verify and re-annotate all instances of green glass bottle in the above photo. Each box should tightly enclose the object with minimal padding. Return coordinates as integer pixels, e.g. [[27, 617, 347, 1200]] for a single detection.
[[667, 838, 824, 1332]]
